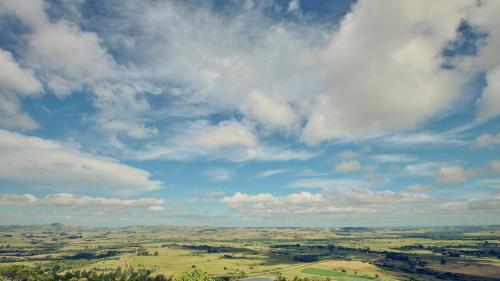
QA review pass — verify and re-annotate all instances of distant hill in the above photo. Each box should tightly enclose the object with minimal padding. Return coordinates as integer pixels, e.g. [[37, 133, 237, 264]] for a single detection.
[[338, 227, 373, 232]]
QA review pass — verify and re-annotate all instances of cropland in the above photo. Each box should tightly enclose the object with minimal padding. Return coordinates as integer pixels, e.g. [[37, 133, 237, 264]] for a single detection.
[[0, 224, 499, 281]]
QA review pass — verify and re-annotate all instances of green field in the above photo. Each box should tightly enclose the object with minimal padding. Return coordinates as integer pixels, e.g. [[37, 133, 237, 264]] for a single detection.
[[0, 225, 499, 281], [301, 268, 376, 281]]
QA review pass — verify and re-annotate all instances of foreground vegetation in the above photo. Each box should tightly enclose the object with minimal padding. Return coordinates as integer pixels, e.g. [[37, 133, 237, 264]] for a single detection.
[[0, 224, 498, 281]]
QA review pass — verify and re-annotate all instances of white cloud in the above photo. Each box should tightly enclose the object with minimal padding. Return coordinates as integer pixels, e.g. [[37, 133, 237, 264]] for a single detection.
[[147, 205, 165, 212], [0, 49, 43, 130], [491, 160, 500, 173], [0, 0, 116, 95], [124, 120, 316, 163], [203, 168, 234, 181], [334, 160, 361, 173], [221, 191, 323, 204], [0, 0, 153, 139], [200, 190, 226, 203], [297, 169, 329, 177], [256, 169, 288, 178], [435, 164, 477, 184], [301, 0, 472, 144], [382, 132, 463, 146], [289, 178, 368, 190], [96, 120, 158, 140], [0, 193, 164, 208], [473, 132, 500, 148], [0, 50, 42, 95], [105, 0, 324, 135], [362, 164, 386, 183], [463, 1, 500, 122], [406, 184, 433, 193], [477, 66, 500, 121], [372, 154, 417, 163], [476, 178, 500, 188], [345, 188, 433, 205], [338, 150, 358, 160], [240, 90, 299, 130], [1, 0, 499, 151], [467, 196, 500, 211], [287, 0, 300, 12], [26, 21, 117, 95], [195, 120, 257, 151], [405, 162, 440, 176], [0, 129, 162, 195], [220, 188, 435, 217], [220, 191, 328, 216]]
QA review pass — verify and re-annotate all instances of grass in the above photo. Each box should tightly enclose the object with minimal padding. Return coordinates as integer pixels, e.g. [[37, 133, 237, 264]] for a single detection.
[[301, 267, 376, 281], [0, 225, 499, 281]]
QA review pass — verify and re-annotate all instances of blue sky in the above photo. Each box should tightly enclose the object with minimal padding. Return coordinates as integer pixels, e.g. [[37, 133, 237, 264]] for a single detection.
[[0, 0, 500, 227]]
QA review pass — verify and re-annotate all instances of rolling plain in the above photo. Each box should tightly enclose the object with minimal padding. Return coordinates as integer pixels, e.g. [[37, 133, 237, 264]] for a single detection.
[[0, 224, 499, 281]]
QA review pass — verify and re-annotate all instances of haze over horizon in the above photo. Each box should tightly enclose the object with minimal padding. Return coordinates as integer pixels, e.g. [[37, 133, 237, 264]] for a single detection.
[[1, 0, 500, 227]]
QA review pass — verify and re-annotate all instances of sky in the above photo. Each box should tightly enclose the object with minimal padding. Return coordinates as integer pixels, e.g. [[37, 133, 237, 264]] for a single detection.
[[0, 0, 499, 227]]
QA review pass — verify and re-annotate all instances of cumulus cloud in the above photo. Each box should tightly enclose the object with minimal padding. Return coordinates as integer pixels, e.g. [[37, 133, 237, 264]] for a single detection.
[[345, 188, 433, 205], [240, 90, 299, 130], [464, 1, 500, 122], [0, 0, 154, 138], [220, 191, 328, 216], [195, 120, 257, 151], [220, 188, 435, 217], [1, 0, 499, 150], [473, 132, 500, 148], [0, 193, 164, 208], [301, 0, 473, 144], [334, 160, 361, 173], [1, 0, 498, 152], [0, 129, 162, 196], [434, 164, 477, 184], [0, 49, 43, 130]]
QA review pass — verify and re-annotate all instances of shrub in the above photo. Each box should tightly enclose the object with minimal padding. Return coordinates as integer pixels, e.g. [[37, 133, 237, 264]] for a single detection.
[[174, 269, 214, 281]]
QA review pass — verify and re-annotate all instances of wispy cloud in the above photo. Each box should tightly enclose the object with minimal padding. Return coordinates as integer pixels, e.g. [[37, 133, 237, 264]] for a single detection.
[[372, 154, 417, 163], [256, 169, 289, 178], [289, 178, 369, 190], [382, 133, 465, 146], [203, 168, 234, 182]]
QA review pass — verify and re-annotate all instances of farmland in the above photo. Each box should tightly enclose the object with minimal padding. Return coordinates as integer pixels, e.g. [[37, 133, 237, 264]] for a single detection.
[[0, 224, 499, 281]]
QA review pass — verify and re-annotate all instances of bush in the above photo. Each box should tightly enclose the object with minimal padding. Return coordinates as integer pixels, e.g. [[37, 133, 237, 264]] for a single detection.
[[174, 269, 214, 281], [0, 265, 171, 281]]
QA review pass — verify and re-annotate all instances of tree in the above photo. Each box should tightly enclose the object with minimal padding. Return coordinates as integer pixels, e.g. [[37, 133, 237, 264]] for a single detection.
[[174, 269, 214, 281]]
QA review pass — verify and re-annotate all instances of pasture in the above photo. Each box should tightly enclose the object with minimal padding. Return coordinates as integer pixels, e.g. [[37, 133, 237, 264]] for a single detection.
[[0, 225, 499, 281]]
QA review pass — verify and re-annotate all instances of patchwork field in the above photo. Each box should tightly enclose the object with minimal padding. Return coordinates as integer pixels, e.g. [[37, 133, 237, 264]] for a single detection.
[[0, 225, 499, 281]]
